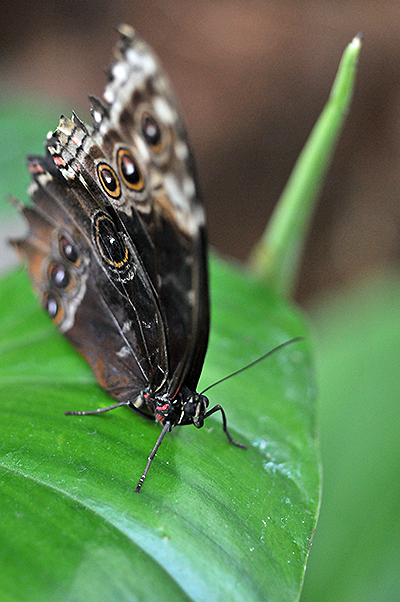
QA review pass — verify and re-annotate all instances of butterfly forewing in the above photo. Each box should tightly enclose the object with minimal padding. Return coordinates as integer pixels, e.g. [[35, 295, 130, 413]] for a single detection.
[[91, 26, 210, 397]]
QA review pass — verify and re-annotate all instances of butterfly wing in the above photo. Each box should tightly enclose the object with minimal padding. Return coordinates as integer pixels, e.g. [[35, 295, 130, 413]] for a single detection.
[[90, 25, 210, 397], [12, 148, 168, 402], [13, 25, 209, 405]]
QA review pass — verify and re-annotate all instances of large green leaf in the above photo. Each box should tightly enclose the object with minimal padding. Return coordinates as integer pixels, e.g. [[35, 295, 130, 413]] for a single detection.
[[0, 261, 318, 602]]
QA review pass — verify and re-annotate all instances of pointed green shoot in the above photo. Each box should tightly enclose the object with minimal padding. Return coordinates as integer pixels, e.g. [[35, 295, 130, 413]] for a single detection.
[[249, 34, 362, 297]]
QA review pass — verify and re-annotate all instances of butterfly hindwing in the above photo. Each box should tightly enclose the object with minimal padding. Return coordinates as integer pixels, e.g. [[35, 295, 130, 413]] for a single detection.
[[12, 155, 167, 401]]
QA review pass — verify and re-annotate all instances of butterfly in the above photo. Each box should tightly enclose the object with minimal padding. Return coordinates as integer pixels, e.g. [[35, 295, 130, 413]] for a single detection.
[[11, 24, 246, 492]]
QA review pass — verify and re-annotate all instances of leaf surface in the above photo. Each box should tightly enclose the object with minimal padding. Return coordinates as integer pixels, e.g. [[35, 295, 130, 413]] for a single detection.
[[0, 262, 319, 602]]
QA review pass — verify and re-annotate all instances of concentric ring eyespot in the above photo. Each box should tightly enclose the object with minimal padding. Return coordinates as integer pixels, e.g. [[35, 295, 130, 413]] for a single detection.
[[43, 291, 63, 324], [93, 212, 129, 269], [48, 261, 74, 290], [58, 233, 80, 266], [141, 112, 163, 152], [117, 148, 145, 192], [97, 162, 121, 198]]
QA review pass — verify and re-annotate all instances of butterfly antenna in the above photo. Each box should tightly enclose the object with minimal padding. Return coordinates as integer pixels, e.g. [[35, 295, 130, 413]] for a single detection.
[[200, 336, 304, 395], [135, 421, 171, 493]]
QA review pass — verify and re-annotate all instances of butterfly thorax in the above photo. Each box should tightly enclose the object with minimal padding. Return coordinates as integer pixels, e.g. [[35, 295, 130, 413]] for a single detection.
[[139, 386, 209, 429]]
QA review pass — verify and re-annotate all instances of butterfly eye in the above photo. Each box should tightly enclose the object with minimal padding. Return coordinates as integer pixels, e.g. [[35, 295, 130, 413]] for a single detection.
[[43, 291, 63, 324], [117, 149, 145, 192], [59, 234, 80, 266], [141, 113, 163, 151], [97, 163, 121, 198], [94, 213, 129, 269]]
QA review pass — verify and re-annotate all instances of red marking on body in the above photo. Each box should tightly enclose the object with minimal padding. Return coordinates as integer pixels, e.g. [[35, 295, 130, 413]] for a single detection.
[[53, 156, 67, 167], [158, 403, 169, 412], [29, 163, 44, 174], [71, 135, 80, 145]]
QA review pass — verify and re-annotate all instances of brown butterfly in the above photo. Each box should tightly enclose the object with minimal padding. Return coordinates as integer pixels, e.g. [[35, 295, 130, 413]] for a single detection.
[[11, 24, 246, 492]]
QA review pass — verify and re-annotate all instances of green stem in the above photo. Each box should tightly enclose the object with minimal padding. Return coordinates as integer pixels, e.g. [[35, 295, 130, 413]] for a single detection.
[[249, 34, 362, 298]]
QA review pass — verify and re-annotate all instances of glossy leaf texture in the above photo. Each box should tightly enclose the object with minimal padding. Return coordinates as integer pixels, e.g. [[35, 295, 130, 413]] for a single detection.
[[0, 258, 319, 602]]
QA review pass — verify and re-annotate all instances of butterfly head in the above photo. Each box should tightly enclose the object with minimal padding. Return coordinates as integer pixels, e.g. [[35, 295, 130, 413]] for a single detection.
[[152, 387, 209, 429]]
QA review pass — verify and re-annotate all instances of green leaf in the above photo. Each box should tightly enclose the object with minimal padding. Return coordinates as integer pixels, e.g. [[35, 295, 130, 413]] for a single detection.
[[0, 262, 319, 602], [250, 35, 362, 297], [301, 271, 400, 602]]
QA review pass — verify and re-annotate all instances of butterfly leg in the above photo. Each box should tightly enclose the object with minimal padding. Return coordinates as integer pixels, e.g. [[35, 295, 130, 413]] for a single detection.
[[135, 421, 171, 493], [204, 405, 247, 450], [65, 401, 130, 415]]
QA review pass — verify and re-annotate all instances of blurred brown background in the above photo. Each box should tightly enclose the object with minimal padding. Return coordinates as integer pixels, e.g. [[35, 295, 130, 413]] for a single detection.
[[1, 0, 399, 304]]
